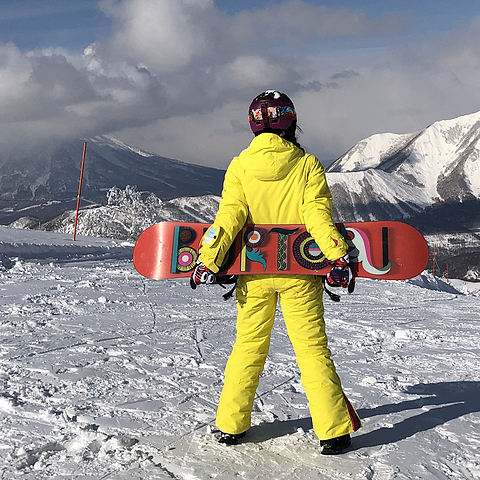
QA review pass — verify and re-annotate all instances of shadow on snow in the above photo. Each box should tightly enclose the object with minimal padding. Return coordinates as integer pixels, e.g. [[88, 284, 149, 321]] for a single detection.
[[246, 381, 480, 447]]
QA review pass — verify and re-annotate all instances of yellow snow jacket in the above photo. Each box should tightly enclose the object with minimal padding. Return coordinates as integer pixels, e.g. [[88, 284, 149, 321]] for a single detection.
[[199, 133, 348, 272]]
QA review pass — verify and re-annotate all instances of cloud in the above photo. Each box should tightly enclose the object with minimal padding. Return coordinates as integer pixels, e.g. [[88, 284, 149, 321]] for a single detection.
[[2, 0, 480, 169], [0, 41, 167, 148], [117, 101, 252, 168], [6, 0, 409, 153], [98, 0, 411, 71], [329, 69, 360, 80], [229, 1, 412, 47], [99, 0, 222, 74], [293, 25, 480, 163]]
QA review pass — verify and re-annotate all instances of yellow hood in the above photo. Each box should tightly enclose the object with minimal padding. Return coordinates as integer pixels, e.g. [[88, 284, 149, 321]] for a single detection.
[[237, 133, 303, 181]]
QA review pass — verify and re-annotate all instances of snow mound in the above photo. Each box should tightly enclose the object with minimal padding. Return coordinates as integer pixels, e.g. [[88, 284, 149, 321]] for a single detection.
[[406, 271, 462, 294]]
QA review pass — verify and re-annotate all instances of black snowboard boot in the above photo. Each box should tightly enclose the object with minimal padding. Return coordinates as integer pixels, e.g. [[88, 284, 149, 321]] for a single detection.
[[218, 431, 246, 445], [320, 434, 351, 455]]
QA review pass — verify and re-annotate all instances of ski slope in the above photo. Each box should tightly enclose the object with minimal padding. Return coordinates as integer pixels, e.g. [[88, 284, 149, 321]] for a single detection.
[[0, 225, 479, 479]]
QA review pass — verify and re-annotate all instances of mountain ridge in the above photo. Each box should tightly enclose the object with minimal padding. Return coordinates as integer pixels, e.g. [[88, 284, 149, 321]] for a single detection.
[[326, 110, 480, 226], [0, 136, 225, 224]]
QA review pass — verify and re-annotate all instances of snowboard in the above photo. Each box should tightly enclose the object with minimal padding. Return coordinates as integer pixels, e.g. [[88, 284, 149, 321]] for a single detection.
[[133, 221, 429, 281]]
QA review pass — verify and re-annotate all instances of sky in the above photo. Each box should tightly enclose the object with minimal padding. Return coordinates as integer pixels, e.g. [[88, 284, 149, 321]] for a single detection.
[[1, 0, 480, 168]]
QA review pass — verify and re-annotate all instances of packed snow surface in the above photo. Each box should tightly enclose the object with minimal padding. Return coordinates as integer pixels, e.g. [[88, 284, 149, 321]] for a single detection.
[[1, 225, 479, 479]]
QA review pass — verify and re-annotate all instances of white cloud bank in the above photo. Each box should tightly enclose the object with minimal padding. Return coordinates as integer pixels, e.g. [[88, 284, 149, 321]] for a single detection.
[[1, 0, 480, 167]]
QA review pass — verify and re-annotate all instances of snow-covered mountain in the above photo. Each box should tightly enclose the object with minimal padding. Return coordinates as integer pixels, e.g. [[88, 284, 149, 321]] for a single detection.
[[0, 136, 225, 224], [3, 111, 480, 230], [326, 111, 480, 227]]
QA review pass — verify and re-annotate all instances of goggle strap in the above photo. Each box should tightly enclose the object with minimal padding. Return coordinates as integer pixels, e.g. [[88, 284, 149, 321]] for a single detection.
[[261, 102, 269, 128]]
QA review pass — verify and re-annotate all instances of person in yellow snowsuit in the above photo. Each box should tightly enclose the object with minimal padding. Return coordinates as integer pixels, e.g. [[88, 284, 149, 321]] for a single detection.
[[191, 90, 361, 454]]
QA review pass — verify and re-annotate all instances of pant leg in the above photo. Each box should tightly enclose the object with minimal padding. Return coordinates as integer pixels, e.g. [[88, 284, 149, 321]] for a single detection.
[[216, 275, 277, 435], [278, 275, 361, 440]]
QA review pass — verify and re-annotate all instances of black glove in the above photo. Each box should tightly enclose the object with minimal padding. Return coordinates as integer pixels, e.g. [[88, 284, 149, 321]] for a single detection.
[[326, 255, 353, 289], [190, 262, 216, 289]]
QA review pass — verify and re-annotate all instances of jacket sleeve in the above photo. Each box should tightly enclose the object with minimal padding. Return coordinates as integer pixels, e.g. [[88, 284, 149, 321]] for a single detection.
[[301, 155, 348, 260], [198, 159, 248, 273]]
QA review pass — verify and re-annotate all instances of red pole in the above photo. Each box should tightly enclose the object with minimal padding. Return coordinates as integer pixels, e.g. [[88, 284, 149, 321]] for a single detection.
[[73, 142, 87, 241]]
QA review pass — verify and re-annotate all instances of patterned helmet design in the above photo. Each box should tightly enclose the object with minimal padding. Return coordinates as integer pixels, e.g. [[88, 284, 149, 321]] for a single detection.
[[248, 90, 297, 134]]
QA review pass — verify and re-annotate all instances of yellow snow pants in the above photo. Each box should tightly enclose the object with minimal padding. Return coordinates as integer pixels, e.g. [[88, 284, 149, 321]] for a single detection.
[[216, 275, 361, 440]]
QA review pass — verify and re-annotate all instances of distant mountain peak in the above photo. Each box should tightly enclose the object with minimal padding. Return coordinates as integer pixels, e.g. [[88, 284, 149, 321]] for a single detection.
[[89, 135, 156, 158], [0, 135, 225, 224], [324, 109, 480, 239], [327, 110, 480, 211]]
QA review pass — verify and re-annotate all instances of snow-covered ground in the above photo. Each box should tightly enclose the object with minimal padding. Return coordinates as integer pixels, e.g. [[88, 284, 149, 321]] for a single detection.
[[1, 225, 479, 479]]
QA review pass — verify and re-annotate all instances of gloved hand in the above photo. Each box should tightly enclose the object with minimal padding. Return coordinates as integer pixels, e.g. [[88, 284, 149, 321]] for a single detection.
[[190, 262, 216, 289], [326, 255, 353, 289]]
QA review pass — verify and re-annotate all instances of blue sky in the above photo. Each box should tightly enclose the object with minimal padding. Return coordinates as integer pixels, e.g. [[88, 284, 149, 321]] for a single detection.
[[2, 0, 477, 51], [0, 1, 111, 51], [1, 0, 480, 167]]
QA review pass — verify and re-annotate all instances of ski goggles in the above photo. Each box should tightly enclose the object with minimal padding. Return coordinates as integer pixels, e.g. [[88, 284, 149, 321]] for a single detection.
[[248, 105, 297, 123]]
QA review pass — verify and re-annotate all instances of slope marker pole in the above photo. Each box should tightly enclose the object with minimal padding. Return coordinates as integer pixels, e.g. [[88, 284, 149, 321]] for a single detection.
[[73, 142, 87, 241]]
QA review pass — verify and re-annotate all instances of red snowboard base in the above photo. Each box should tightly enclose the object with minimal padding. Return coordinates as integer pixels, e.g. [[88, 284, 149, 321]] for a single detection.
[[133, 221, 429, 281]]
